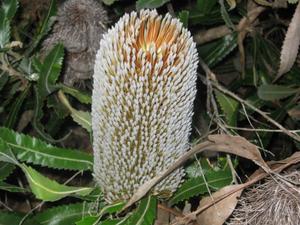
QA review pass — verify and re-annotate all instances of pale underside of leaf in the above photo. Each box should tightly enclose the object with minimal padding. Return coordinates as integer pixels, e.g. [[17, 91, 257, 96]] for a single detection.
[[277, 2, 300, 79]]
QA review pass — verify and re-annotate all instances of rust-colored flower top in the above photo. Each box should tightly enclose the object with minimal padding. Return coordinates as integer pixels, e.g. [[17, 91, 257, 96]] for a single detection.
[[92, 9, 198, 203]]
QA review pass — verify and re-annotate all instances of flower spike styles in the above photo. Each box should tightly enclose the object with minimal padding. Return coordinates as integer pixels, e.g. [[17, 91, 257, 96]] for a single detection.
[[92, 10, 198, 203]]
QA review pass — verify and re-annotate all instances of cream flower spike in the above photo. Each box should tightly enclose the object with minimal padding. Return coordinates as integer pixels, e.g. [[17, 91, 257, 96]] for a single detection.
[[92, 9, 198, 203]]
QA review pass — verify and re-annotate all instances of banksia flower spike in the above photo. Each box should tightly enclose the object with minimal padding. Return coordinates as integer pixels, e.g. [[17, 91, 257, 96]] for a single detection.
[[92, 10, 198, 203]]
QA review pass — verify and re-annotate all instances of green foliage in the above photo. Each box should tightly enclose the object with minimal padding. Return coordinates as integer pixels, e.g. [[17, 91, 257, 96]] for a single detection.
[[0, 181, 27, 192], [199, 33, 238, 67], [178, 10, 189, 28], [22, 164, 93, 201], [125, 195, 157, 225], [26, 0, 57, 54], [0, 212, 27, 225], [136, 0, 170, 10], [170, 159, 233, 205], [0, 127, 93, 171], [32, 203, 90, 225], [257, 84, 299, 101], [215, 90, 239, 126], [0, 0, 18, 48], [0, 162, 15, 180]]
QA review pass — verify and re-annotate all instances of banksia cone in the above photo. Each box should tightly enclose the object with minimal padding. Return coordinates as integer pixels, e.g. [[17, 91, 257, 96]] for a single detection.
[[92, 10, 198, 203], [42, 0, 107, 86], [227, 170, 300, 225]]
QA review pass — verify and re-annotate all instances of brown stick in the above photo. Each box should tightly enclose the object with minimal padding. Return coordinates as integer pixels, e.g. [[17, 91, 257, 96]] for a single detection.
[[194, 6, 265, 44]]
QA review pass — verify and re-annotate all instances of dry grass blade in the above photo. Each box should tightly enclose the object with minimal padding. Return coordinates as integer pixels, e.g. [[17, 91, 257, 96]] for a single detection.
[[123, 134, 268, 211], [276, 1, 300, 80]]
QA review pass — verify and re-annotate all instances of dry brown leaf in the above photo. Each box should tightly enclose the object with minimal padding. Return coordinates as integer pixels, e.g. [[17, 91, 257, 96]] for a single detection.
[[196, 185, 243, 225], [277, 2, 300, 80], [208, 134, 270, 170]]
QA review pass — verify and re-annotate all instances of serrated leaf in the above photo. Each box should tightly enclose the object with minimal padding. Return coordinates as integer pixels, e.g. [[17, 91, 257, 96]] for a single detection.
[[76, 216, 98, 225], [58, 91, 91, 132], [0, 127, 93, 171], [219, 0, 235, 29], [178, 10, 189, 28], [32, 203, 90, 225], [169, 168, 233, 205], [0, 212, 24, 225], [61, 85, 91, 104], [199, 32, 238, 67], [71, 110, 92, 133], [2, 0, 18, 20], [126, 195, 157, 225], [136, 0, 170, 10], [26, 0, 57, 55], [0, 181, 27, 193], [5, 85, 30, 128], [99, 201, 126, 216], [0, 162, 15, 180], [0, 12, 10, 48], [215, 90, 239, 126], [38, 44, 64, 97], [196, 0, 218, 14], [22, 164, 93, 201], [277, 2, 300, 79], [257, 84, 298, 101], [0, 137, 18, 165]]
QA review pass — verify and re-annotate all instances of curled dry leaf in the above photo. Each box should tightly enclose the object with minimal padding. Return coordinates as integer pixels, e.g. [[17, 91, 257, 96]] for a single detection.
[[196, 185, 243, 225], [276, 1, 300, 80], [207, 135, 270, 171], [123, 134, 268, 211]]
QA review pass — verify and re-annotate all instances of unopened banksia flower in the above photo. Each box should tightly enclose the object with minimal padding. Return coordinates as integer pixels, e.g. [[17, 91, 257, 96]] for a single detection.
[[92, 10, 198, 203], [42, 0, 107, 86]]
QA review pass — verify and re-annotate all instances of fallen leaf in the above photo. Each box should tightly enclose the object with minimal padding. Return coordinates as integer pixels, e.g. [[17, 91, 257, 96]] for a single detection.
[[277, 1, 300, 80], [196, 185, 243, 225], [208, 134, 270, 171]]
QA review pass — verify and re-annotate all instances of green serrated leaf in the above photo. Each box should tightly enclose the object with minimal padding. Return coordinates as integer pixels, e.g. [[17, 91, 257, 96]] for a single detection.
[[98, 218, 129, 225], [0, 137, 18, 165], [26, 0, 57, 55], [170, 168, 232, 205], [22, 164, 93, 201], [38, 44, 64, 97], [2, 0, 18, 20], [0, 127, 93, 171], [178, 10, 189, 28], [257, 84, 299, 101], [0, 162, 15, 180], [58, 91, 91, 132], [0, 212, 24, 225], [136, 0, 170, 10], [215, 90, 239, 126], [196, 0, 218, 14], [32, 203, 91, 225], [199, 32, 238, 67], [0, 181, 27, 193], [5, 85, 30, 128], [99, 201, 126, 216], [126, 195, 157, 225], [61, 85, 91, 104], [71, 110, 92, 133], [76, 216, 99, 225], [219, 0, 235, 29], [0, 12, 10, 48]]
